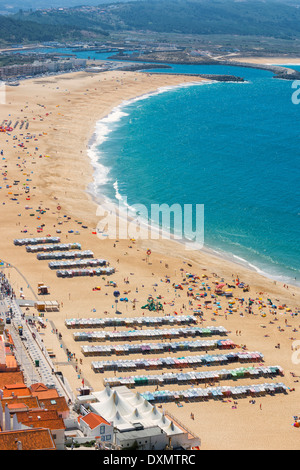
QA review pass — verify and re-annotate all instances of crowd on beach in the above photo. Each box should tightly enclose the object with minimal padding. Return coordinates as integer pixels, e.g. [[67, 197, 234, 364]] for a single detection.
[[0, 272, 16, 300]]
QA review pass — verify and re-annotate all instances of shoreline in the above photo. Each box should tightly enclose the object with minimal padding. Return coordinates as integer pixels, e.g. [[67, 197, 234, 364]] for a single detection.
[[1, 68, 300, 450], [85, 79, 300, 289], [0, 67, 298, 319], [85, 79, 213, 202]]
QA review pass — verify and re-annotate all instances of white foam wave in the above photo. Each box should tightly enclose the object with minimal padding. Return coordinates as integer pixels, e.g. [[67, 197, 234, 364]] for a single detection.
[[86, 81, 300, 287], [88, 80, 213, 201], [210, 248, 300, 287]]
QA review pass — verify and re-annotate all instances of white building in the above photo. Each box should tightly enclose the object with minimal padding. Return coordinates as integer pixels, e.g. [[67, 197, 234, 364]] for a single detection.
[[78, 411, 113, 444], [81, 385, 200, 450]]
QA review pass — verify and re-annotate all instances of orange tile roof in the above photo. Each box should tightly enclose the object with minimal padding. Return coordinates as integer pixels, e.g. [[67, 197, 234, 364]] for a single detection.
[[30, 383, 49, 393], [4, 383, 28, 391], [15, 409, 66, 431], [0, 396, 39, 412], [7, 403, 28, 411], [16, 409, 58, 420], [0, 428, 56, 450], [38, 397, 69, 415], [33, 390, 59, 400], [30, 383, 59, 400], [80, 412, 111, 429], [2, 383, 31, 398], [0, 371, 24, 388]]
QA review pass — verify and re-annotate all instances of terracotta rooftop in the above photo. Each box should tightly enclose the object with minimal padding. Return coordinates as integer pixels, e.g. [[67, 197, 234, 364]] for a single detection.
[[4, 383, 29, 391], [2, 383, 31, 398], [30, 383, 49, 393], [0, 428, 56, 450], [38, 397, 69, 415], [79, 412, 111, 429], [0, 371, 24, 388], [7, 403, 29, 412], [30, 383, 59, 400], [0, 393, 69, 418], [0, 396, 40, 412], [15, 409, 66, 431]]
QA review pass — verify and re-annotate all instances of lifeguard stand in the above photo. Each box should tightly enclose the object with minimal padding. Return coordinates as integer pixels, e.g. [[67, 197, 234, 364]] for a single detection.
[[38, 283, 49, 295]]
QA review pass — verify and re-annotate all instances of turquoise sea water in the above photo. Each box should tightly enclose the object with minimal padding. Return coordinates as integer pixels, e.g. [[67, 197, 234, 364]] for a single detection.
[[91, 64, 300, 285], [22, 49, 300, 284]]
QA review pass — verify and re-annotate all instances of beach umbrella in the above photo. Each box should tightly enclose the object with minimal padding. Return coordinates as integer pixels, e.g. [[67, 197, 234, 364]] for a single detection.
[[113, 290, 120, 313]]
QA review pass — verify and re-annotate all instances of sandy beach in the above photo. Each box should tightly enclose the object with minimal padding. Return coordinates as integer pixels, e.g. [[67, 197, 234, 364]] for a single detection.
[[0, 69, 300, 450], [230, 56, 300, 65]]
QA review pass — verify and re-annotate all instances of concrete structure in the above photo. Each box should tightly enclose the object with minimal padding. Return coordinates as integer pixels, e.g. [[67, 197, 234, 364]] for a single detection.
[[116, 425, 167, 450]]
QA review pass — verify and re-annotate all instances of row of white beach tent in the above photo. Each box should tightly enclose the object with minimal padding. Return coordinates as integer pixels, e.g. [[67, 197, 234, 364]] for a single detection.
[[141, 382, 288, 403], [14, 236, 61, 246], [91, 351, 264, 372], [14, 236, 115, 279], [65, 315, 198, 329], [49, 258, 108, 269], [103, 365, 284, 387], [81, 339, 235, 356], [73, 326, 228, 342], [37, 250, 94, 261], [26, 242, 82, 253], [57, 267, 115, 278], [56, 266, 115, 278]]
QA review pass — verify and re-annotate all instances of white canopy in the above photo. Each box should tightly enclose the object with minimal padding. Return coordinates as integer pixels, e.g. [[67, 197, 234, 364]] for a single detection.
[[90, 386, 183, 436]]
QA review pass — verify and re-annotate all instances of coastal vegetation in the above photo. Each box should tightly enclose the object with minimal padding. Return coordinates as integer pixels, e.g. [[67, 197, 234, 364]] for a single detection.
[[10, 0, 300, 40], [0, 15, 83, 45], [2, 0, 300, 53], [0, 13, 108, 47]]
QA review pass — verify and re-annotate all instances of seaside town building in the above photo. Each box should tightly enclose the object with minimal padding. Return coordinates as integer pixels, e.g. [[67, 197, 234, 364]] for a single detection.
[[77, 412, 114, 444], [12, 409, 65, 450], [0, 58, 87, 80], [0, 428, 56, 450]]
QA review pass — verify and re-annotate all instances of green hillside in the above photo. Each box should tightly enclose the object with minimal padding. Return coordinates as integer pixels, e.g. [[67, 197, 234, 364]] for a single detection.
[[4, 0, 300, 45]]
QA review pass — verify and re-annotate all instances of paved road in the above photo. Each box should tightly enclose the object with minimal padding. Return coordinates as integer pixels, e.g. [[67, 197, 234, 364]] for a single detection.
[[0, 293, 74, 402]]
